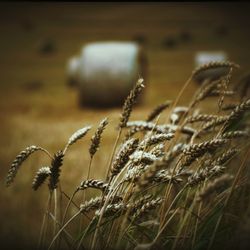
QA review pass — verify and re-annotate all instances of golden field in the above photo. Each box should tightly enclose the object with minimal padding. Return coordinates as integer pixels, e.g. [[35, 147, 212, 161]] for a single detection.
[[0, 2, 250, 249]]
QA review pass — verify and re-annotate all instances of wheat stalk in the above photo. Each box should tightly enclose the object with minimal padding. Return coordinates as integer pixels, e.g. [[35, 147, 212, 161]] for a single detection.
[[188, 165, 226, 186], [149, 143, 165, 158], [197, 174, 233, 201], [212, 148, 238, 165], [110, 138, 139, 178], [133, 197, 163, 220], [32, 167, 51, 191], [78, 179, 109, 192], [119, 78, 145, 128], [6, 145, 51, 187], [80, 195, 122, 213], [183, 139, 228, 157], [129, 151, 159, 165], [63, 126, 91, 154], [146, 100, 171, 122], [223, 99, 250, 131], [89, 118, 108, 158], [221, 130, 249, 139], [136, 160, 165, 191], [192, 61, 239, 79], [48, 150, 64, 190], [185, 114, 220, 124], [138, 133, 174, 150]]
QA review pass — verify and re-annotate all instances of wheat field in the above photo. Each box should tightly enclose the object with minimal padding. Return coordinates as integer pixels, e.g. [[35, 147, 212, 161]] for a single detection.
[[1, 2, 250, 250]]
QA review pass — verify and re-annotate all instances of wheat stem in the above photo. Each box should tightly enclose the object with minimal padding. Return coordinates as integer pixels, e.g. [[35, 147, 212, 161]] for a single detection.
[[207, 148, 250, 250], [105, 128, 122, 180], [192, 198, 203, 248], [62, 189, 79, 225], [37, 193, 51, 250], [48, 210, 82, 250]]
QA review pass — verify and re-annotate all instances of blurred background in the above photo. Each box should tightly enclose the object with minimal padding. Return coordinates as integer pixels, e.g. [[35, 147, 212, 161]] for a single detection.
[[1, 2, 250, 249]]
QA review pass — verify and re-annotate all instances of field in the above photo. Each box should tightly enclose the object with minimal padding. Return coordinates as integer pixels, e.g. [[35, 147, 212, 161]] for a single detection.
[[1, 2, 250, 249]]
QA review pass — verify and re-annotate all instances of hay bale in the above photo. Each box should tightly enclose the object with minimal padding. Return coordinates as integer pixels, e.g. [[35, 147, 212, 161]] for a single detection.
[[194, 51, 229, 84], [76, 41, 147, 107]]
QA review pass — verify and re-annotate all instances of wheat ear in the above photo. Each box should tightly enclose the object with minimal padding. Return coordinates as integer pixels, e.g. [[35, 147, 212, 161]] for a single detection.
[[146, 100, 171, 122], [78, 179, 109, 192], [32, 167, 51, 190], [48, 150, 64, 190], [197, 174, 233, 201], [119, 78, 145, 128], [223, 99, 250, 131], [63, 126, 91, 154], [183, 139, 228, 157], [192, 61, 239, 79], [6, 145, 52, 187], [110, 138, 139, 178], [89, 118, 108, 158]]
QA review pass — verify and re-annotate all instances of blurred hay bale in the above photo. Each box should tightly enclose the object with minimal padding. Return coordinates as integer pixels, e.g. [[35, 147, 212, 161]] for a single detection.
[[72, 41, 147, 107], [194, 51, 229, 84]]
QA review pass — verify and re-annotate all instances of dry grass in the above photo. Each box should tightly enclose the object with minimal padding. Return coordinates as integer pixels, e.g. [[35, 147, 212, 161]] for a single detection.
[[4, 61, 250, 250], [1, 3, 250, 250]]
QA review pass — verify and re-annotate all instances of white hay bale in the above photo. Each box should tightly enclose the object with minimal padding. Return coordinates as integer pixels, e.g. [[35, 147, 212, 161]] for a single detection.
[[66, 56, 81, 87], [194, 51, 229, 84], [77, 41, 147, 107], [195, 51, 228, 68]]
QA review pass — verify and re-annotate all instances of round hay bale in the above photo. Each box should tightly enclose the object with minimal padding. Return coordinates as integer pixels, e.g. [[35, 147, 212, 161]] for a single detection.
[[66, 56, 81, 87], [193, 51, 229, 84], [77, 41, 147, 107]]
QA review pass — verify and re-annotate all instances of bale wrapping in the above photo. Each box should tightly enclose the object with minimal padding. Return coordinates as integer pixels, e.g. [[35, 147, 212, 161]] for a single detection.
[[77, 41, 147, 107]]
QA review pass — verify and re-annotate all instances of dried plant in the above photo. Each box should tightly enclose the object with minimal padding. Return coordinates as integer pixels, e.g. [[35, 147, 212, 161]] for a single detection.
[[185, 114, 220, 124], [182, 139, 228, 157], [192, 61, 239, 79], [146, 100, 171, 122], [119, 78, 145, 128], [223, 99, 250, 131], [197, 174, 233, 201], [32, 167, 51, 191], [6, 145, 51, 187], [78, 179, 109, 192], [89, 118, 108, 158], [5, 63, 250, 250], [133, 197, 163, 220], [48, 150, 64, 190], [110, 138, 139, 178], [64, 126, 91, 153]]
